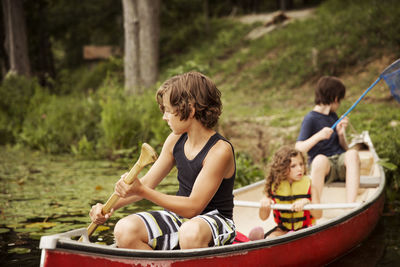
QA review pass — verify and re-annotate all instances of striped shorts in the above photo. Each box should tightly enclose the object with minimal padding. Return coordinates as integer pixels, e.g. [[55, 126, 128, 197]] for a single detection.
[[136, 209, 236, 250]]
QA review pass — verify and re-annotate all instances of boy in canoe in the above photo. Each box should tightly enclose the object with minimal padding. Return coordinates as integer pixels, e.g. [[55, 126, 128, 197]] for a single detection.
[[90, 71, 236, 250], [295, 76, 360, 203], [249, 146, 322, 240]]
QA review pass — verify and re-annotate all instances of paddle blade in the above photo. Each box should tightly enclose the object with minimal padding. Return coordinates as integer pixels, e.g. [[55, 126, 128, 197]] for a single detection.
[[380, 58, 400, 103]]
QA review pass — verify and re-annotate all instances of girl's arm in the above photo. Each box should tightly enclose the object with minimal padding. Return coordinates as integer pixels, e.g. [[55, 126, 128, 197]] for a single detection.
[[259, 196, 272, 221], [291, 186, 322, 219]]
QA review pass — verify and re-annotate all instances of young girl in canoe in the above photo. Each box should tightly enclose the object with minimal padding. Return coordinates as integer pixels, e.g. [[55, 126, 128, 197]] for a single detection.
[[249, 146, 322, 240], [90, 71, 236, 250]]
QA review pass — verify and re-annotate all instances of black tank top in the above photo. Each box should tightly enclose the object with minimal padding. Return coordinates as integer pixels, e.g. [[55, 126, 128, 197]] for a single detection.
[[173, 132, 235, 219]]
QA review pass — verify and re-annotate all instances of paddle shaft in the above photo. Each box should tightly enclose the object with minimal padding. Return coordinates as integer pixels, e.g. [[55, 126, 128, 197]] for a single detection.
[[234, 200, 360, 210], [85, 160, 143, 237], [80, 143, 157, 241]]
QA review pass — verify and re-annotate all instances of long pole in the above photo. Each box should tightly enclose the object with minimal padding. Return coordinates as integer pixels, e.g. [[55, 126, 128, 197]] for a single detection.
[[234, 200, 360, 210], [331, 77, 381, 129]]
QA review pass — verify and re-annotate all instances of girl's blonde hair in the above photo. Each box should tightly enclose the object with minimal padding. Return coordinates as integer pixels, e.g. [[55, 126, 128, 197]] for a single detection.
[[264, 146, 307, 197]]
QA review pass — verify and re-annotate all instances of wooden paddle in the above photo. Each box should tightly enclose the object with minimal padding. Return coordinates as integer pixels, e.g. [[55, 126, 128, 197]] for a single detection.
[[234, 200, 361, 210], [79, 143, 158, 242]]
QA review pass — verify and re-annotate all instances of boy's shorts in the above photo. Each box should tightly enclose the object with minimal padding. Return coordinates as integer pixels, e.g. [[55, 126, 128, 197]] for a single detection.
[[325, 153, 346, 184], [135, 209, 236, 250]]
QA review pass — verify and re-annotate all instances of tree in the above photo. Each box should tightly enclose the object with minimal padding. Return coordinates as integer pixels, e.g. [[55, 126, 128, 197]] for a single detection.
[[123, 0, 160, 95], [123, 0, 140, 91], [1, 0, 30, 77]]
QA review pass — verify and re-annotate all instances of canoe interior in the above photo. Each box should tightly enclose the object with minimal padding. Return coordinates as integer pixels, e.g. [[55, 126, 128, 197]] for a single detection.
[[233, 132, 382, 236]]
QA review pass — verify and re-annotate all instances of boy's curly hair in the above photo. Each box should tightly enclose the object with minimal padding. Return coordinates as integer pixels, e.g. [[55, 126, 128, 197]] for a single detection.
[[264, 146, 307, 197], [156, 71, 222, 128]]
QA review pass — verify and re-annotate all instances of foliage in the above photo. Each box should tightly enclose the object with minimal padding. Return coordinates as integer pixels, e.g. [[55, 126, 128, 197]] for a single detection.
[[0, 75, 40, 144], [24, 0, 123, 70], [97, 81, 169, 155], [160, 18, 252, 79], [55, 58, 123, 95], [15, 79, 169, 156], [235, 152, 265, 189], [19, 89, 101, 153]]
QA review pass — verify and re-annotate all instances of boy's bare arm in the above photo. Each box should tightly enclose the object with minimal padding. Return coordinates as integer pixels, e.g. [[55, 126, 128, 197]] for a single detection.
[[116, 139, 234, 218], [336, 117, 349, 150], [295, 127, 333, 153], [112, 133, 177, 210]]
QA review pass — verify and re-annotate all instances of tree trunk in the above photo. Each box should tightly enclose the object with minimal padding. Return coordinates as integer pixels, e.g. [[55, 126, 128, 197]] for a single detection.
[[33, 0, 56, 87], [122, 0, 140, 94], [2, 0, 30, 76], [137, 0, 160, 88]]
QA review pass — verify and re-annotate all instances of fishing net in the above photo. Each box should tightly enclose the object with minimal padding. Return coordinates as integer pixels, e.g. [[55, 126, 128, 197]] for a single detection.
[[332, 58, 400, 129], [380, 59, 400, 103]]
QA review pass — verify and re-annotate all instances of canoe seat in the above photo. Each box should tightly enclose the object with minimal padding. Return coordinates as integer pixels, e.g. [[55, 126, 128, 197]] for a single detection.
[[328, 176, 380, 188]]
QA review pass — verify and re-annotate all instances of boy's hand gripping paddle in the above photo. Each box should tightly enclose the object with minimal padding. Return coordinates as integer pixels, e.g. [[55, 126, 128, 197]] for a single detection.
[[79, 143, 158, 242]]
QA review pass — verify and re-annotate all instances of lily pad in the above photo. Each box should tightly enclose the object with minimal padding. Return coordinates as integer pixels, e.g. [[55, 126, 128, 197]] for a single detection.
[[25, 222, 57, 229], [29, 232, 44, 240], [0, 228, 10, 234], [96, 225, 110, 232], [8, 247, 31, 254], [14, 227, 40, 233]]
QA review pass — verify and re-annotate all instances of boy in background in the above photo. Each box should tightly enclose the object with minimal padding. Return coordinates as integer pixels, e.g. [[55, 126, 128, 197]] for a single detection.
[[295, 76, 360, 203]]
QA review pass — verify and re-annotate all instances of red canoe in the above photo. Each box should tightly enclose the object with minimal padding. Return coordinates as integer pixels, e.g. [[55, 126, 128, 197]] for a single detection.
[[39, 131, 385, 267]]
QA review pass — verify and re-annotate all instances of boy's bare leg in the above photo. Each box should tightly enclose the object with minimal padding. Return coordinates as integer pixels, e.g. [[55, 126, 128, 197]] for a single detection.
[[114, 214, 152, 250], [179, 217, 212, 249], [344, 149, 360, 203], [310, 155, 331, 200]]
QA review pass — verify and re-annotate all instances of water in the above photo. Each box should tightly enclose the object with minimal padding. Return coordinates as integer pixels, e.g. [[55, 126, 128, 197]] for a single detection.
[[1, 147, 399, 266]]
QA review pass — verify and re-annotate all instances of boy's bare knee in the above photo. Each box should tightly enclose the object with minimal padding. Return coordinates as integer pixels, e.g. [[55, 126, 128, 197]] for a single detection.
[[346, 149, 359, 159], [345, 150, 360, 166], [311, 155, 330, 173], [312, 155, 329, 165], [179, 222, 200, 248], [114, 216, 144, 248], [179, 220, 210, 249]]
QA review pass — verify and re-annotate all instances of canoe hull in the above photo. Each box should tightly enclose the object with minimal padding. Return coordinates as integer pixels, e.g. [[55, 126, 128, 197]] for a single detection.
[[41, 192, 384, 267]]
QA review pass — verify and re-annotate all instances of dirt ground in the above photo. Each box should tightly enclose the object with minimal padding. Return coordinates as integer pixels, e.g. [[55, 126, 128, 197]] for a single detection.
[[237, 8, 316, 40]]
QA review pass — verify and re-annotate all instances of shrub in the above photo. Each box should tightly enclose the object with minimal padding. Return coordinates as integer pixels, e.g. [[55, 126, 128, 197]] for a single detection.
[[0, 75, 40, 144], [98, 83, 169, 155], [235, 151, 265, 189], [56, 58, 123, 95], [19, 89, 101, 153]]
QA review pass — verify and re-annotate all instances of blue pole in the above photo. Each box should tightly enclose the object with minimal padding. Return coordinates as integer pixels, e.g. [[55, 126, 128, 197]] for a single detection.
[[331, 76, 381, 129]]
